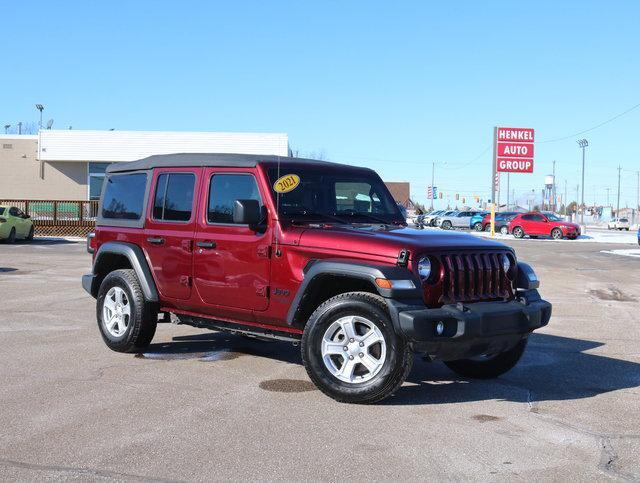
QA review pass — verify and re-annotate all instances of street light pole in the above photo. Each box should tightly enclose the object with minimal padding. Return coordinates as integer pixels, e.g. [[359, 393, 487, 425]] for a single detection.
[[36, 104, 44, 129], [577, 139, 588, 224], [430, 161, 435, 211]]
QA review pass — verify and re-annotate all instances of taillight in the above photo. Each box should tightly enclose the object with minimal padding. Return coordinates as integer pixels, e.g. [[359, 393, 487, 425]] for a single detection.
[[87, 232, 97, 254]]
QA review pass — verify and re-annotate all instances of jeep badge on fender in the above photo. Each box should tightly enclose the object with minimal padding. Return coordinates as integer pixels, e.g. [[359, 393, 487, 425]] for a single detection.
[[82, 153, 551, 404]]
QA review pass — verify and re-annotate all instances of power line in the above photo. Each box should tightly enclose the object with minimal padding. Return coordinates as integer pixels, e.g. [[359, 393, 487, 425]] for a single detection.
[[536, 101, 640, 144]]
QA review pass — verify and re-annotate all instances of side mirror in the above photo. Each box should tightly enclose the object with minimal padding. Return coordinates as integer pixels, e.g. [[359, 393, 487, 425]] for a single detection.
[[233, 199, 263, 230]]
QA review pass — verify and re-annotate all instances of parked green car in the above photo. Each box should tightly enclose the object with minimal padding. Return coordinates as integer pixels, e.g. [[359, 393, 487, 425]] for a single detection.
[[0, 206, 34, 242]]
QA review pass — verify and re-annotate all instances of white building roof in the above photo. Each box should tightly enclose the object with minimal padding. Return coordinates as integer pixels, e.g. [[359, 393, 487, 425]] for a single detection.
[[38, 130, 289, 162]]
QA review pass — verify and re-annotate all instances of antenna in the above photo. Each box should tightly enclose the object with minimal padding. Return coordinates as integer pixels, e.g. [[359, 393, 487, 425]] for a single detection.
[[46, 119, 54, 129], [274, 156, 282, 257]]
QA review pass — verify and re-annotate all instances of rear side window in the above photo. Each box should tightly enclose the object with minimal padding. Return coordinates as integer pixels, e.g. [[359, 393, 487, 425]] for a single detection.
[[208, 174, 261, 224], [101, 173, 147, 220], [153, 173, 195, 222], [0, 207, 4, 215]]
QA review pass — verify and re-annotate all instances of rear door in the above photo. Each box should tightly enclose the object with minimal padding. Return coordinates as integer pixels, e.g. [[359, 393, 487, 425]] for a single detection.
[[144, 168, 200, 300], [193, 169, 271, 312]]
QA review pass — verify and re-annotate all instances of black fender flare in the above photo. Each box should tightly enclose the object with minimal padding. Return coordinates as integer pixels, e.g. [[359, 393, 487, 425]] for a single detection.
[[88, 241, 159, 301], [285, 259, 423, 326]]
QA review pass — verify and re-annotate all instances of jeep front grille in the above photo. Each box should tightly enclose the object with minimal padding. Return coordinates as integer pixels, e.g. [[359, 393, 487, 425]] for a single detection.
[[438, 252, 514, 304]]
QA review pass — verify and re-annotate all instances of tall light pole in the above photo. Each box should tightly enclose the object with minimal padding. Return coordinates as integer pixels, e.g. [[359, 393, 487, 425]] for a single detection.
[[3, 124, 9, 134], [430, 161, 435, 211], [605, 187, 611, 206], [577, 139, 588, 224], [36, 104, 44, 129]]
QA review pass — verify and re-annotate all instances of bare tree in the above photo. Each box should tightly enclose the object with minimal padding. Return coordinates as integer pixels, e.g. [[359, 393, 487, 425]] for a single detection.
[[6, 122, 38, 135]]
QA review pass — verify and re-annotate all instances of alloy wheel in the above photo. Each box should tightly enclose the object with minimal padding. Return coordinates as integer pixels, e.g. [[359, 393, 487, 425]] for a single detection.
[[321, 315, 387, 384], [102, 287, 131, 337]]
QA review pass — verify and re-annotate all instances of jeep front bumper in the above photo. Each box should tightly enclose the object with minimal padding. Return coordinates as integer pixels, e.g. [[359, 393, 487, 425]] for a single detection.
[[389, 289, 551, 360]]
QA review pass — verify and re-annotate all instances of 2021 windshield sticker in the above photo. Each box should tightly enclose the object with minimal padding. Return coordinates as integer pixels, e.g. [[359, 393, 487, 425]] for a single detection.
[[273, 174, 300, 193]]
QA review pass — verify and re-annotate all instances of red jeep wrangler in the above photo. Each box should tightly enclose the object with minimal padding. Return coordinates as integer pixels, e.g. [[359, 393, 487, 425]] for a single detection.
[[83, 153, 551, 403]]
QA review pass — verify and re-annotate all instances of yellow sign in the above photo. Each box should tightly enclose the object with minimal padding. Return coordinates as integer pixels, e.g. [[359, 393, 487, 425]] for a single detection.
[[273, 174, 300, 193]]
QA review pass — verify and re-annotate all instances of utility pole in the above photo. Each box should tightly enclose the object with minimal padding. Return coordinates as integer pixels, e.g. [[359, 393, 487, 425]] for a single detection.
[[636, 171, 640, 225], [616, 165, 622, 217], [430, 161, 435, 211], [564, 179, 568, 215], [577, 139, 588, 224], [605, 188, 610, 206], [18, 122, 22, 134]]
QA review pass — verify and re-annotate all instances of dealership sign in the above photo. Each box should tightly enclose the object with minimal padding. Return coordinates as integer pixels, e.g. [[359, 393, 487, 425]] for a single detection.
[[494, 127, 535, 173]]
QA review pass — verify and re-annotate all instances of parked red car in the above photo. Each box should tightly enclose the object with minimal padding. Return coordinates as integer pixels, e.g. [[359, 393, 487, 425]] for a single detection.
[[508, 212, 580, 240]]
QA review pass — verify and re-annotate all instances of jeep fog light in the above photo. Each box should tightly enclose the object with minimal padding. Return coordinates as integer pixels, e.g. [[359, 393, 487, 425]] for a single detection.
[[417, 256, 432, 281], [436, 321, 444, 336]]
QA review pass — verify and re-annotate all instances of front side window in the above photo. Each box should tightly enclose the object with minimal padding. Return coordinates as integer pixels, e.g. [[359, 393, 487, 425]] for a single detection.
[[153, 173, 195, 222], [101, 173, 147, 220], [208, 174, 261, 224]]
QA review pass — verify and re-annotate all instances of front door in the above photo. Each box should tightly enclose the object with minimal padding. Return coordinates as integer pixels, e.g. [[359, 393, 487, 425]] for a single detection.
[[193, 169, 271, 312], [144, 168, 200, 300]]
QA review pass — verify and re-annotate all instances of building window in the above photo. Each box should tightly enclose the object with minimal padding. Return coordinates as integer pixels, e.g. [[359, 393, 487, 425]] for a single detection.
[[88, 162, 110, 200]]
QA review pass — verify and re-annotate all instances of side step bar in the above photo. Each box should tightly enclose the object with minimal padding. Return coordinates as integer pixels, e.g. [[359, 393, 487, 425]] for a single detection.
[[169, 313, 302, 343]]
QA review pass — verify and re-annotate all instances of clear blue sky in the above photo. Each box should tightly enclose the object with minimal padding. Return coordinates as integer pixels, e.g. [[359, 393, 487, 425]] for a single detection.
[[3, 0, 639, 209]]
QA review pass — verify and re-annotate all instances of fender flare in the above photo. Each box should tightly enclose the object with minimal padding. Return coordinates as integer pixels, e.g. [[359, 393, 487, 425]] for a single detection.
[[90, 241, 159, 301], [285, 259, 422, 326]]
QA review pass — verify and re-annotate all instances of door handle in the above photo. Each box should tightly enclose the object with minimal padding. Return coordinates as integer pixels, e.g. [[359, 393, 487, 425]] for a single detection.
[[147, 236, 165, 245], [196, 241, 216, 249]]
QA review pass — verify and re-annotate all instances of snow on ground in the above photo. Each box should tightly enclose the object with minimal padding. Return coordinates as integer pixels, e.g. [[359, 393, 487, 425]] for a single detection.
[[470, 228, 638, 244], [600, 248, 640, 258], [408, 224, 639, 245]]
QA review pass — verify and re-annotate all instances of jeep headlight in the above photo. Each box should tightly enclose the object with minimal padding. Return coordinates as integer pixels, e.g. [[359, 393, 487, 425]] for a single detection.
[[502, 254, 511, 274], [417, 256, 432, 281]]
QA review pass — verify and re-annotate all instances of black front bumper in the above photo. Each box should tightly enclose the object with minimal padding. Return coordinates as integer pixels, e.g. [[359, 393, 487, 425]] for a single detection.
[[389, 289, 551, 360]]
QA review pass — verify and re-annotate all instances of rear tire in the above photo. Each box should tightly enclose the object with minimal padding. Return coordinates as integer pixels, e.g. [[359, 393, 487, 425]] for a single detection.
[[301, 292, 412, 404], [499, 225, 509, 235], [441, 220, 452, 230], [444, 339, 528, 379], [512, 226, 524, 238], [97, 269, 157, 353], [7, 228, 16, 243]]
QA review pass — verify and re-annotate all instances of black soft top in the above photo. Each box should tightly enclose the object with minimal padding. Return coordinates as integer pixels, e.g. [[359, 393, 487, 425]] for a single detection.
[[105, 153, 365, 174]]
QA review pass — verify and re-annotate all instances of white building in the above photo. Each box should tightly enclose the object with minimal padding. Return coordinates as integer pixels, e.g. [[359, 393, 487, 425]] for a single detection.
[[0, 130, 290, 200]]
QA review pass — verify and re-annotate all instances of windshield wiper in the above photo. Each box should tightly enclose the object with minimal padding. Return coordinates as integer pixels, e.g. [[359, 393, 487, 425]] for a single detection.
[[334, 210, 402, 225], [287, 211, 348, 224]]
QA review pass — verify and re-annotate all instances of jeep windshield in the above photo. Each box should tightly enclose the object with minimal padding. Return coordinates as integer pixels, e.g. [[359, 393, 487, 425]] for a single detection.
[[266, 167, 405, 225]]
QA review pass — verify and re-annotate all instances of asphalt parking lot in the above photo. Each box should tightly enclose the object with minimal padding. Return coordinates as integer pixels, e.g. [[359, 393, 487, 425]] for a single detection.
[[1, 237, 639, 481]]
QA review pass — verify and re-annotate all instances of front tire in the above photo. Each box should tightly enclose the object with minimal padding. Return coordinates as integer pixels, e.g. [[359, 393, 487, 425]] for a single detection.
[[551, 228, 563, 240], [473, 222, 483, 231], [301, 292, 412, 404], [441, 220, 452, 230], [444, 338, 528, 379], [97, 269, 157, 353], [26, 225, 34, 241], [7, 228, 16, 243]]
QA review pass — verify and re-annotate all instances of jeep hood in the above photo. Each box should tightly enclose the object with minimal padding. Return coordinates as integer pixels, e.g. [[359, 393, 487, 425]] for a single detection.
[[296, 225, 510, 260]]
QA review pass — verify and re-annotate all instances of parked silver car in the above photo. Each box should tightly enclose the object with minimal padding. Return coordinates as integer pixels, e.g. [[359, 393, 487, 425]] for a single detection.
[[434, 210, 459, 227], [438, 210, 481, 230], [423, 210, 445, 227]]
